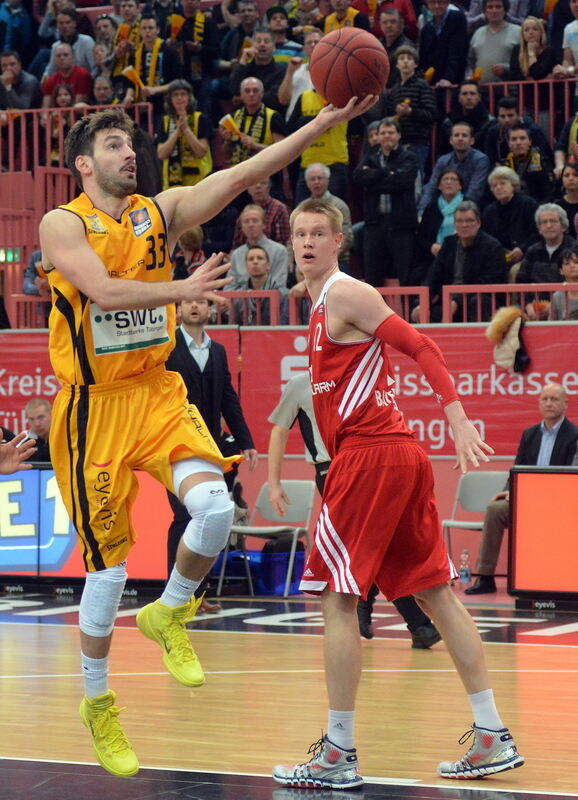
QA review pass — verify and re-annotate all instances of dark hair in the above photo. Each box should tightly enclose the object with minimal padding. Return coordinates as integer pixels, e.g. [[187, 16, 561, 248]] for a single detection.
[[497, 95, 518, 110], [455, 200, 481, 221], [458, 79, 480, 94], [438, 168, 464, 190], [563, 161, 578, 177], [65, 108, 134, 187], [0, 49, 21, 63], [139, 11, 159, 24], [380, 7, 402, 19], [394, 44, 418, 63], [246, 244, 270, 263], [451, 120, 474, 136], [52, 82, 74, 105], [253, 25, 274, 38], [508, 123, 531, 140], [482, 0, 509, 12], [164, 78, 197, 115], [56, 8, 78, 22], [560, 245, 578, 261], [95, 13, 118, 27], [379, 116, 401, 133]]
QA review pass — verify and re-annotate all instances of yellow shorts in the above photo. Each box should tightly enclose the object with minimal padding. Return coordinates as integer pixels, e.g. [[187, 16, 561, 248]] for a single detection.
[[50, 365, 241, 571]]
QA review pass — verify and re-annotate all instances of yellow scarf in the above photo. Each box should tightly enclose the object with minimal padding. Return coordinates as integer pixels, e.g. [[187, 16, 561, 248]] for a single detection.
[[134, 37, 163, 99]]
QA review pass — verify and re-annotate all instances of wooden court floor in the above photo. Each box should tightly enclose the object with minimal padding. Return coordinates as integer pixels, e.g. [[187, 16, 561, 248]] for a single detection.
[[1, 593, 578, 800]]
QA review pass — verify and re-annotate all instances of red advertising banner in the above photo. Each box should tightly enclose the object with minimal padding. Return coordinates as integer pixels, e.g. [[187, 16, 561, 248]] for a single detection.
[[239, 325, 578, 456], [2, 325, 578, 456], [0, 327, 240, 432]]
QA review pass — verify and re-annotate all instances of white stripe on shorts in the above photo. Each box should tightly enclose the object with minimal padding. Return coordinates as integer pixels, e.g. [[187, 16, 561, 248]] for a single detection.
[[316, 504, 360, 595]]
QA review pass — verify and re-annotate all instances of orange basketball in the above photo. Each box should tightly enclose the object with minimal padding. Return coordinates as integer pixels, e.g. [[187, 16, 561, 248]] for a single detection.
[[309, 28, 389, 108]]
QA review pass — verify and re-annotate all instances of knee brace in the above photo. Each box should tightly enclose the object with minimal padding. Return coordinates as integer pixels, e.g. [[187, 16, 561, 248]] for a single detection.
[[172, 457, 223, 499], [181, 481, 235, 558], [79, 562, 127, 638]]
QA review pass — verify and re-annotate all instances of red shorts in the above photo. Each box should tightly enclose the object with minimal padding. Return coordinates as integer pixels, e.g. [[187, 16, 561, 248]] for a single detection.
[[299, 435, 457, 601]]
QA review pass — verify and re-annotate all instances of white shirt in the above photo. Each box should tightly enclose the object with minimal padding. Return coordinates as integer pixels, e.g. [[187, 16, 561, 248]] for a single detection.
[[180, 325, 211, 372]]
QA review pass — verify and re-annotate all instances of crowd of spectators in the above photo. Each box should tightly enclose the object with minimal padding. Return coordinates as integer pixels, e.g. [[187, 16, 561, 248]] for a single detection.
[[4, 0, 578, 326]]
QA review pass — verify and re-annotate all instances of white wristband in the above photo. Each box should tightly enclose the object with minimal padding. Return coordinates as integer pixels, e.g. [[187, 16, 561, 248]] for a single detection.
[[568, 65, 576, 76]]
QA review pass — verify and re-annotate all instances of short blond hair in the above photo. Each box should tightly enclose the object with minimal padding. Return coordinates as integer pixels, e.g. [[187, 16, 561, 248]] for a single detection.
[[290, 198, 343, 235], [240, 203, 266, 221], [488, 165, 520, 189]]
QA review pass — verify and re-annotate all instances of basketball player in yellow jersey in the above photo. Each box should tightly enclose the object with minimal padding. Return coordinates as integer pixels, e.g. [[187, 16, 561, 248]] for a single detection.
[[38, 101, 374, 778]]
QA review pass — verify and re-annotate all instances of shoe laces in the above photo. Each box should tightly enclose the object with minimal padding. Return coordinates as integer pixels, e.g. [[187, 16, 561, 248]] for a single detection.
[[306, 736, 325, 762], [93, 704, 132, 754], [163, 603, 198, 663]]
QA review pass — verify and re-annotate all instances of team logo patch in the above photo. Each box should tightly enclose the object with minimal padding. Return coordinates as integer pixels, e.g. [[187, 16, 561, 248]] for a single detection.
[[86, 213, 107, 234], [129, 207, 152, 236]]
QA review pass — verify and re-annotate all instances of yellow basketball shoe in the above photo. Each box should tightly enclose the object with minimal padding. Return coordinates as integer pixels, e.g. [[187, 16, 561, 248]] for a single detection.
[[136, 595, 205, 686], [79, 690, 139, 778]]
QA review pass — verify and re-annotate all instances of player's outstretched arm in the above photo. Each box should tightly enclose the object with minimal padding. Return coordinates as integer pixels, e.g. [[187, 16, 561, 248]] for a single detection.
[[39, 211, 232, 310], [159, 95, 378, 243], [0, 431, 36, 474], [268, 424, 292, 516], [327, 281, 494, 472]]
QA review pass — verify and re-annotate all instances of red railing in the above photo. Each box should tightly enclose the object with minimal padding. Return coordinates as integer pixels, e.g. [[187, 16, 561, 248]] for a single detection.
[[441, 282, 578, 323], [0, 103, 154, 174], [433, 77, 577, 146]]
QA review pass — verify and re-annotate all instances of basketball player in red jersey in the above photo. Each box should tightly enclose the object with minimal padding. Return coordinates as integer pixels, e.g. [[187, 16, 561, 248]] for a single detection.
[[272, 199, 525, 789]]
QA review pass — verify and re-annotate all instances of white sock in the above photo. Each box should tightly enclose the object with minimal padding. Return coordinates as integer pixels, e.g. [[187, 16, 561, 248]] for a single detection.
[[160, 566, 201, 608], [327, 709, 355, 750], [81, 653, 108, 699], [469, 688, 504, 730]]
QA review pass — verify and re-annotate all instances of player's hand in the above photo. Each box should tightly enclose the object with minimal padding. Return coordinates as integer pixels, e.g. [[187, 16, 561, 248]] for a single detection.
[[269, 483, 291, 516], [241, 448, 258, 471], [491, 490, 509, 503], [0, 431, 36, 474], [451, 418, 494, 473], [316, 94, 378, 127], [180, 252, 232, 304]]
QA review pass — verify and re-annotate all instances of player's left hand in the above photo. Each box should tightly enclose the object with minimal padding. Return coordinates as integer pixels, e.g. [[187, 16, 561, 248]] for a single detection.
[[180, 251, 232, 305], [317, 94, 378, 127], [451, 418, 494, 473], [241, 448, 258, 471], [0, 431, 36, 474]]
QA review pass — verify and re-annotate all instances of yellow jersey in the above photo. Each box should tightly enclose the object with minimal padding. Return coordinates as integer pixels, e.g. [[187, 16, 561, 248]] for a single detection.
[[47, 192, 176, 386], [299, 90, 348, 168]]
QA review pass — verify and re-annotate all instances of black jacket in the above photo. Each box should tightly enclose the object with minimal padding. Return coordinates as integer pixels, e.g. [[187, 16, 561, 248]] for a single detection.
[[386, 74, 436, 145], [165, 329, 254, 450], [352, 145, 417, 228], [515, 418, 578, 467], [439, 101, 493, 154], [517, 233, 576, 284], [481, 193, 539, 255], [419, 8, 468, 85], [427, 229, 507, 299]]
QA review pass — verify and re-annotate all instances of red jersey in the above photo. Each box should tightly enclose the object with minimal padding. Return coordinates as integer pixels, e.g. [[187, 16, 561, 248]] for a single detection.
[[309, 273, 412, 458]]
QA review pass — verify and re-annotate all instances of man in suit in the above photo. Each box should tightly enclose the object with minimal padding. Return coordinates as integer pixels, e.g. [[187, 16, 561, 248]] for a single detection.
[[466, 382, 578, 594], [165, 298, 258, 607]]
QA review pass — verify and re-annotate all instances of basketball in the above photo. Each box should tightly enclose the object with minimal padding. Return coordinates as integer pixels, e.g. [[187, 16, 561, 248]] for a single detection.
[[309, 28, 389, 108]]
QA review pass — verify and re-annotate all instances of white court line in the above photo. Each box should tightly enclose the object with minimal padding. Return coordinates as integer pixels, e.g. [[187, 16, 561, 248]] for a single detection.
[[2, 619, 578, 647], [3, 666, 578, 680], [1, 756, 577, 796], [14, 604, 81, 616]]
